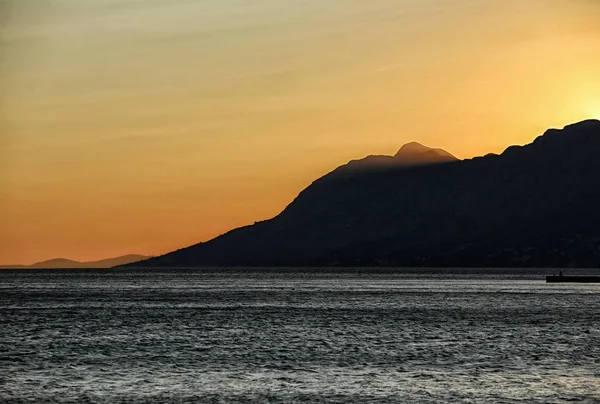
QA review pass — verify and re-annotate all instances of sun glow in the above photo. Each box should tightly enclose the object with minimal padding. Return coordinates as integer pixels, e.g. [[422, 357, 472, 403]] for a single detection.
[[584, 103, 600, 121], [1, 0, 600, 264], [569, 71, 600, 122], [574, 95, 600, 122]]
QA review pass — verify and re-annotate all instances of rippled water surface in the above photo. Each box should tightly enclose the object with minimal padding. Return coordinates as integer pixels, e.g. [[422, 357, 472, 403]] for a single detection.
[[1, 268, 600, 403]]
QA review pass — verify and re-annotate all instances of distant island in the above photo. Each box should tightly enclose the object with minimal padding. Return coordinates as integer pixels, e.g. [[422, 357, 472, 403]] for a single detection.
[[1, 255, 150, 269], [118, 119, 600, 268]]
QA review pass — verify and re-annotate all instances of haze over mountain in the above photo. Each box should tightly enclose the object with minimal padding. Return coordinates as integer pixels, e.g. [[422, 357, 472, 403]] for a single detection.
[[333, 142, 457, 176], [127, 120, 600, 268], [0, 255, 150, 269]]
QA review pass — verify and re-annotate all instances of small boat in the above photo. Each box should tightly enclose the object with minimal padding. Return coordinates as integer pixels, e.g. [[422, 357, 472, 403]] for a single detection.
[[546, 275, 600, 283]]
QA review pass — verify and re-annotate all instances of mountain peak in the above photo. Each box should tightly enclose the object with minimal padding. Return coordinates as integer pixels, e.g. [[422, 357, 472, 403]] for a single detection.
[[397, 141, 428, 151], [331, 141, 458, 177], [394, 142, 457, 162]]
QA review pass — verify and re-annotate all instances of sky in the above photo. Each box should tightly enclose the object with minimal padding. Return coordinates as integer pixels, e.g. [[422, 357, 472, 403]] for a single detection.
[[1, 0, 599, 264]]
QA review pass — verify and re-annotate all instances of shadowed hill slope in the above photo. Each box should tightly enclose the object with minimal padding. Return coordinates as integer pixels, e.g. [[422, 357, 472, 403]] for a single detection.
[[129, 120, 600, 268]]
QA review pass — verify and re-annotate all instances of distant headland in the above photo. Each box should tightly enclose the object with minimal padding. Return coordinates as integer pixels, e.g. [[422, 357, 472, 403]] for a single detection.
[[0, 254, 150, 269]]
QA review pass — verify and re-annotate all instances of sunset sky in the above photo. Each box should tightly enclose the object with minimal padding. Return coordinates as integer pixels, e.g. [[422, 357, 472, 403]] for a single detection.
[[1, 0, 599, 264]]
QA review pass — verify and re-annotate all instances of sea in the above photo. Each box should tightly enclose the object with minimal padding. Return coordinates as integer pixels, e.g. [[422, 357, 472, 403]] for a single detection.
[[1, 268, 599, 403]]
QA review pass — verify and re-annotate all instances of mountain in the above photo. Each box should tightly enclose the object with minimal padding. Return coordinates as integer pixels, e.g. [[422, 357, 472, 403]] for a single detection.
[[127, 120, 600, 268], [332, 142, 457, 176], [394, 141, 456, 161], [31, 258, 83, 268], [0, 254, 150, 269]]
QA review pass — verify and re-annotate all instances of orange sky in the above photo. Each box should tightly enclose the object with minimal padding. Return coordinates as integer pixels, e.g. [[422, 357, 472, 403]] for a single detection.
[[1, 0, 599, 264]]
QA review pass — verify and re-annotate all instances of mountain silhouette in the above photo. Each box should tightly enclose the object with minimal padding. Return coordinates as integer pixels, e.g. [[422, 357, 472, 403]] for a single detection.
[[332, 142, 457, 176], [394, 141, 456, 161], [0, 254, 150, 269], [127, 120, 600, 268]]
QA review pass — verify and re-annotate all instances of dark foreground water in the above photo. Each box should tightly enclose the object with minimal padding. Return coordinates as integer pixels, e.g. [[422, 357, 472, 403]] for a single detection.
[[1, 268, 599, 403]]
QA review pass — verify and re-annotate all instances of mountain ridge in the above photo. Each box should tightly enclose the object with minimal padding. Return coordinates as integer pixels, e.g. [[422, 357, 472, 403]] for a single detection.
[[394, 141, 456, 159], [126, 119, 600, 268], [330, 142, 457, 177]]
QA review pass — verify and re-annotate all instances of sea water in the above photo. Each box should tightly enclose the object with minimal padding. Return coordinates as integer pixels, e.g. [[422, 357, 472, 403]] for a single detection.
[[1, 268, 599, 403]]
